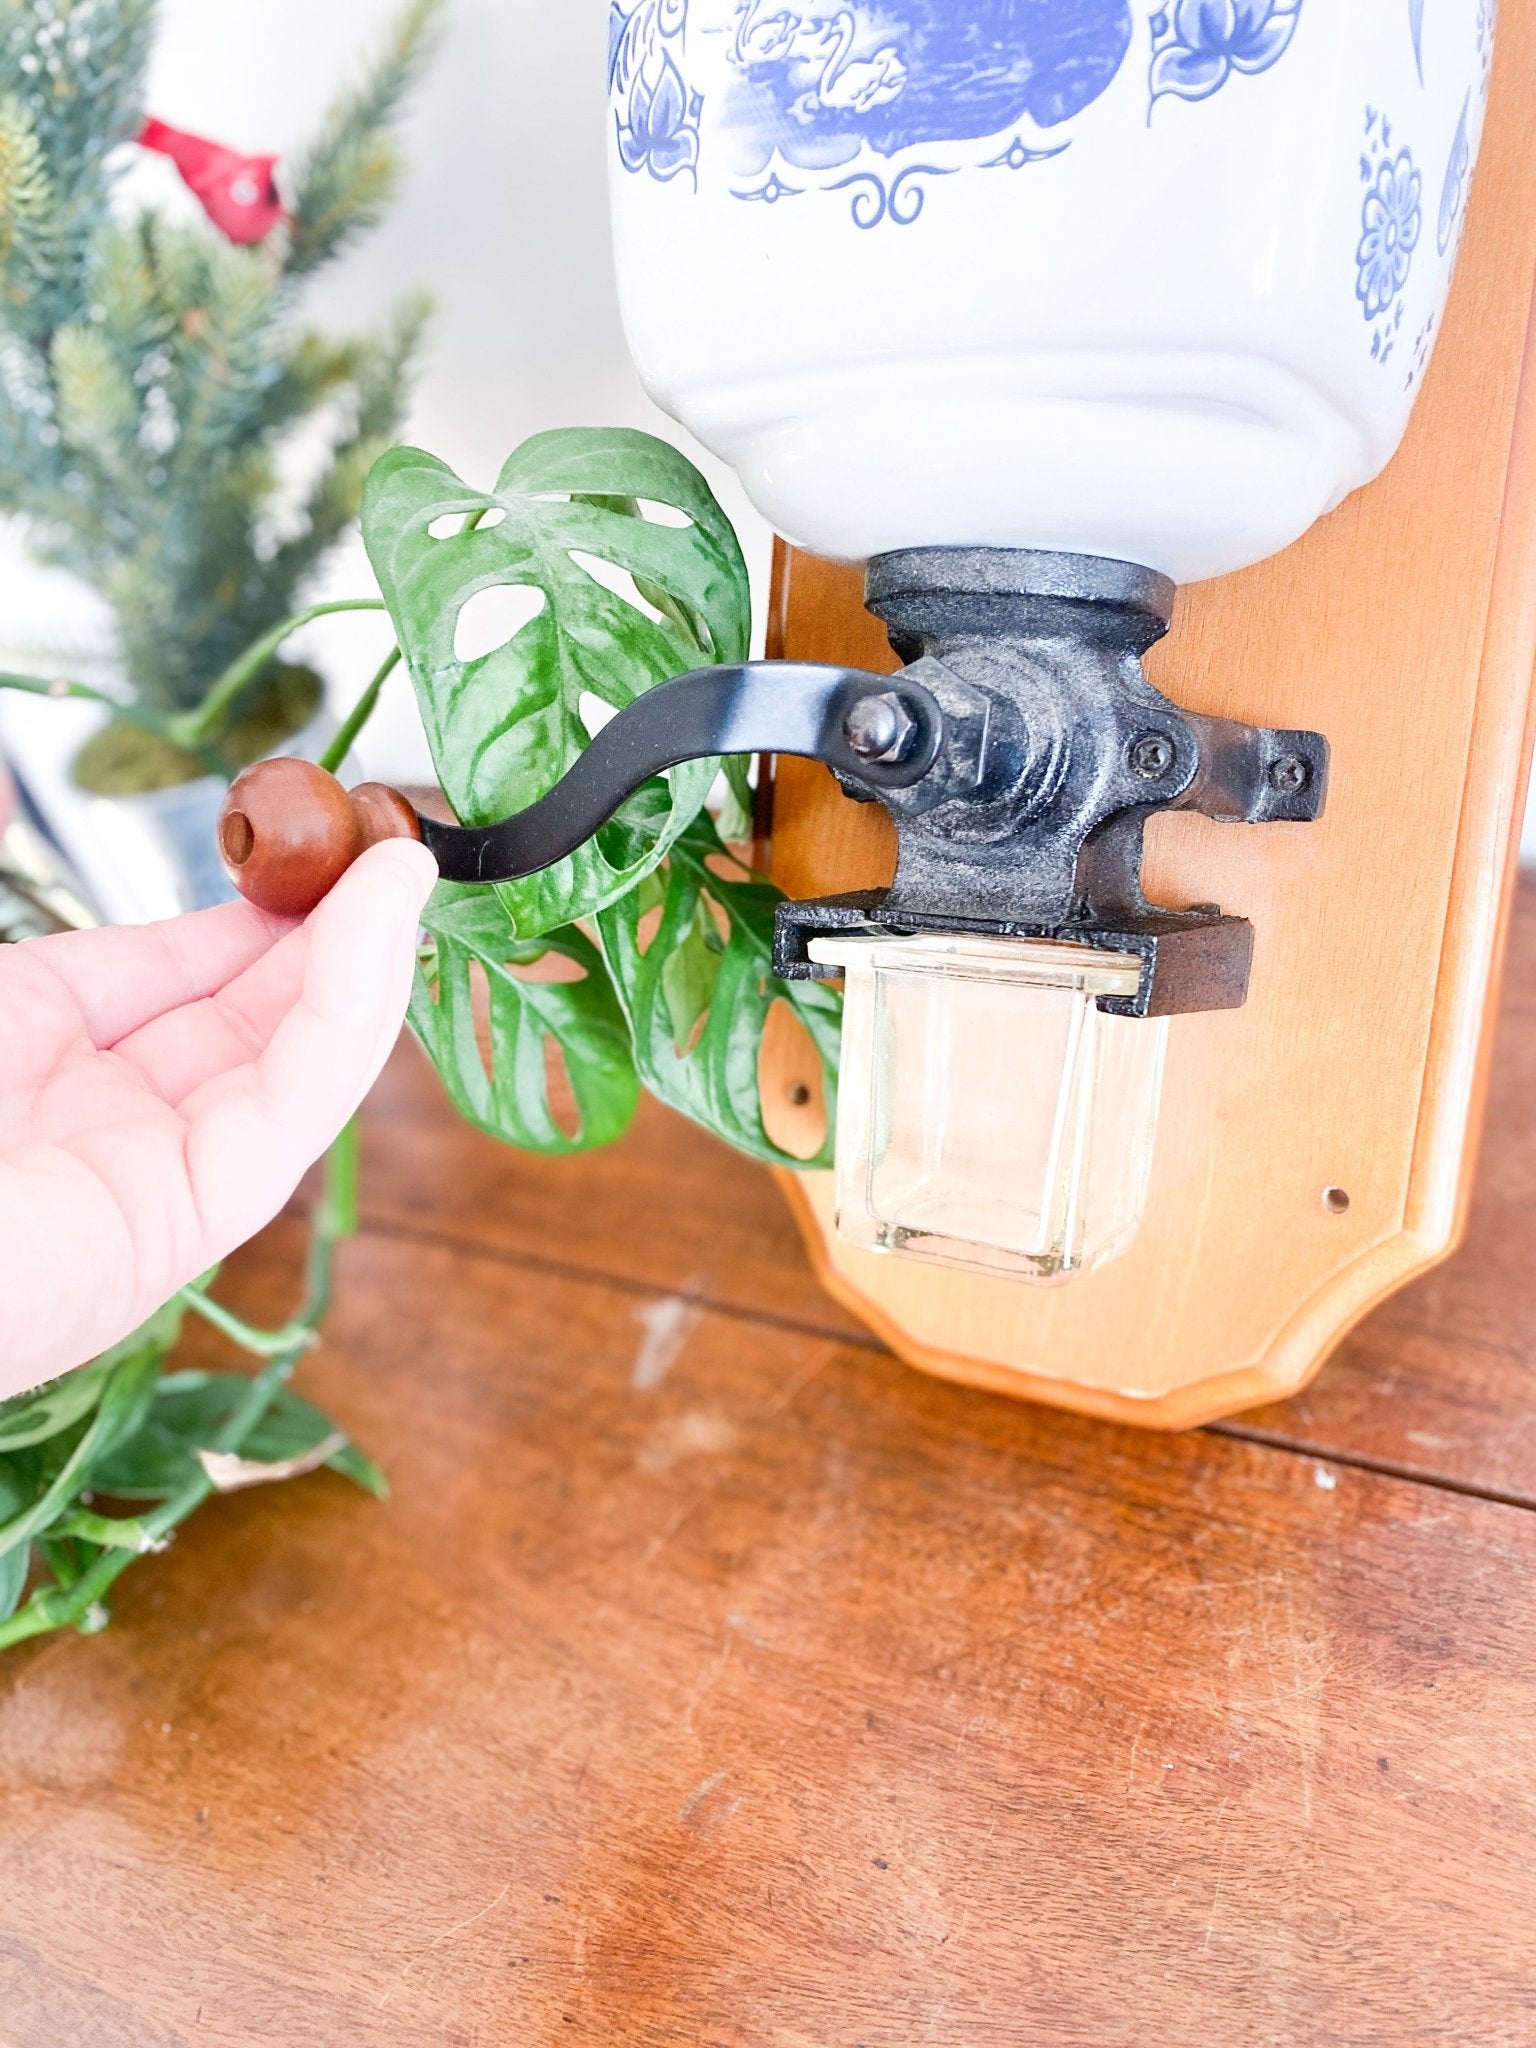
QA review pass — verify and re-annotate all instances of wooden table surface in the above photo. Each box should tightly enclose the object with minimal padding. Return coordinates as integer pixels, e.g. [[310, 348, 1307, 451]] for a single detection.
[[7, 892, 1536, 2046]]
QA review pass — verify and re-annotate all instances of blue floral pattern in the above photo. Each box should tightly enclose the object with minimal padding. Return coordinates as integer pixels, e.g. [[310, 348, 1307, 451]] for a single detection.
[[610, 0, 703, 184], [1148, 0, 1303, 113], [725, 3, 1130, 169], [830, 163, 954, 228], [607, 0, 1475, 269], [1358, 154, 1421, 318], [721, 2, 1129, 224], [1436, 91, 1471, 254], [1356, 111, 1422, 366]]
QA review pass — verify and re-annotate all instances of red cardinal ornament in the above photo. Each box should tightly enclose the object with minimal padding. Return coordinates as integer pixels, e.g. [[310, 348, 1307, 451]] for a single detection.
[[138, 118, 284, 244]]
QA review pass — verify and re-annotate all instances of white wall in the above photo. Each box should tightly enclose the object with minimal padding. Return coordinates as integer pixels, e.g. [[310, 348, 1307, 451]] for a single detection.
[[0, 0, 772, 783]]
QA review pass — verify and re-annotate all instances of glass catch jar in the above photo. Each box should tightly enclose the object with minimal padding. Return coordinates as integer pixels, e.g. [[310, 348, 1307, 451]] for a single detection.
[[808, 933, 1169, 1282]]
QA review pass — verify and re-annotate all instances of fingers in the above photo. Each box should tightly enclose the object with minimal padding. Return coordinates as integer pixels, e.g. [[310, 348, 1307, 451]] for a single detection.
[[28, 897, 295, 1048], [180, 840, 437, 1259], [110, 920, 312, 1107]]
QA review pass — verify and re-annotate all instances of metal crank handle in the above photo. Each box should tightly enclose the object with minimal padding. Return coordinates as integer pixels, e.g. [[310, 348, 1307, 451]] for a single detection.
[[214, 661, 945, 917]]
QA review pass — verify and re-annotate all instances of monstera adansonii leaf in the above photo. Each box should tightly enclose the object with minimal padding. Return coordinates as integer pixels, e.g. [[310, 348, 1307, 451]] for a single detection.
[[411, 888, 640, 1154], [365, 425, 840, 1166], [597, 813, 842, 1169], [362, 427, 751, 938]]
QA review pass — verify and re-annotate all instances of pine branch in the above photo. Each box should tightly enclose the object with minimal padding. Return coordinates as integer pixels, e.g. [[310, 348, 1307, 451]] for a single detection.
[[0, 0, 158, 338], [0, 0, 158, 164], [253, 329, 365, 439], [50, 322, 139, 475], [283, 0, 446, 280], [0, 1, 439, 720], [0, 328, 66, 506], [270, 290, 429, 592], [91, 220, 174, 362], [354, 288, 431, 441], [0, 93, 54, 296], [164, 239, 283, 481]]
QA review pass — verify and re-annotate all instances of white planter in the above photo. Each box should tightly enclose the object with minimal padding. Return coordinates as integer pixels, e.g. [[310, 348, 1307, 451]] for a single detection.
[[0, 692, 338, 927], [608, 0, 1495, 580], [0, 695, 226, 925]]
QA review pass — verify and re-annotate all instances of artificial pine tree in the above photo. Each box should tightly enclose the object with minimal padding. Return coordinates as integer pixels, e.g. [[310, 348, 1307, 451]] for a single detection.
[[0, 0, 443, 789]]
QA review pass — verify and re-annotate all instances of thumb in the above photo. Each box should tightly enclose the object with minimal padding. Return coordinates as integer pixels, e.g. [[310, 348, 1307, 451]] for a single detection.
[[186, 838, 437, 1260]]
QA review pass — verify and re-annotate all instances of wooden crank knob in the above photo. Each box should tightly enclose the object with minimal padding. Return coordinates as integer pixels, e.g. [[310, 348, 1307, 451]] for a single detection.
[[217, 759, 422, 917], [349, 780, 426, 852]]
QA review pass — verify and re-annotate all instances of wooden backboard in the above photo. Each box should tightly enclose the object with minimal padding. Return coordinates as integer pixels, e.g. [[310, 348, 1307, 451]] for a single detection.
[[761, 11, 1536, 1428]]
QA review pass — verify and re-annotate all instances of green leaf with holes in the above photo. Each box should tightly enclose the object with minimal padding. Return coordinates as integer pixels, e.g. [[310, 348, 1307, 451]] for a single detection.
[[597, 813, 841, 1169], [362, 427, 750, 938], [410, 882, 640, 1154]]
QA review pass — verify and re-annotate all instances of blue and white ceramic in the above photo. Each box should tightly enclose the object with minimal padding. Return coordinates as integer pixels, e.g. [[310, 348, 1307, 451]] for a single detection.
[[608, 1, 1495, 580]]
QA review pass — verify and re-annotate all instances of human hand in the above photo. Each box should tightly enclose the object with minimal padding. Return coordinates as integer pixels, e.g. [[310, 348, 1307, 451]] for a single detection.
[[0, 839, 437, 1397]]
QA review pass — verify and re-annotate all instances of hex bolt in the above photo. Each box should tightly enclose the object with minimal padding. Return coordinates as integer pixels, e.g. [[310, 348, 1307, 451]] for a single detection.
[[1128, 731, 1177, 781], [843, 691, 917, 766], [1268, 753, 1310, 795]]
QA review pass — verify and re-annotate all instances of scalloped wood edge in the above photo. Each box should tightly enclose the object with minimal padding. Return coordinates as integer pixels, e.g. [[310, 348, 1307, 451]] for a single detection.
[[760, 14, 1536, 1428]]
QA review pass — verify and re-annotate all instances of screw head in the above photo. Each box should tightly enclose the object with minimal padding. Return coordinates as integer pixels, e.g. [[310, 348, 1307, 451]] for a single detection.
[[1128, 731, 1177, 781], [843, 691, 917, 766], [1268, 753, 1310, 795]]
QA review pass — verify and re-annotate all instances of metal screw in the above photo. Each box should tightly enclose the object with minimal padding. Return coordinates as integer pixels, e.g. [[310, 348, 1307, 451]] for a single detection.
[[843, 691, 917, 766], [1128, 731, 1176, 781], [1268, 753, 1310, 795]]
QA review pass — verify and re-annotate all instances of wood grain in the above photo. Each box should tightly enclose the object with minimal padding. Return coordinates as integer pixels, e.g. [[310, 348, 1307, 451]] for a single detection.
[[360, 885, 1536, 1503], [10, 889, 1536, 2039], [1223, 874, 1536, 1502], [359, 1039, 866, 1343], [6, 1215, 1536, 2045], [759, 9, 1536, 1425]]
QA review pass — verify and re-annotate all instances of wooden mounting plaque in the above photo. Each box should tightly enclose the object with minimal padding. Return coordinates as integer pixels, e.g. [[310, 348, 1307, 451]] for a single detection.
[[760, 12, 1536, 1429]]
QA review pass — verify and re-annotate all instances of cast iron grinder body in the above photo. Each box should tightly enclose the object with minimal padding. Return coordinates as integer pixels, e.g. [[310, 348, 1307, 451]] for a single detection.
[[773, 547, 1329, 1018]]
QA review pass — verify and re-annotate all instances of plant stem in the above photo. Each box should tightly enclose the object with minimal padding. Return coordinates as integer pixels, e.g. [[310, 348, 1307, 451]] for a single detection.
[[177, 1284, 318, 1359], [319, 645, 401, 775], [55, 1508, 167, 1555], [0, 673, 228, 778], [316, 1115, 362, 1251], [0, 1120, 361, 1652], [170, 599, 388, 749]]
